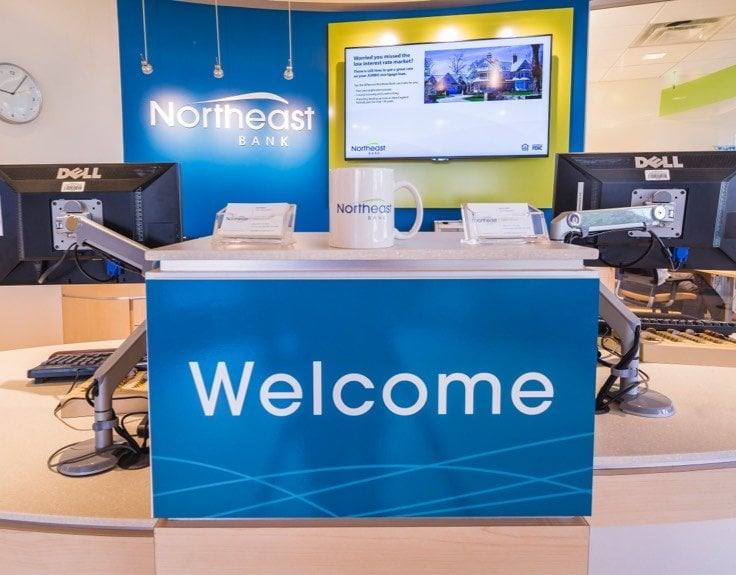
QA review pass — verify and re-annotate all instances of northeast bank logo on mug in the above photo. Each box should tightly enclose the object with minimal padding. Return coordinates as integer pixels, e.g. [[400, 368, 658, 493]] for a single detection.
[[335, 197, 392, 218], [148, 91, 316, 149]]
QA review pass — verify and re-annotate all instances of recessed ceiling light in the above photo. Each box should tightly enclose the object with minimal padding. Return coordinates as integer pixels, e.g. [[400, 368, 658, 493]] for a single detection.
[[437, 26, 461, 42], [643, 52, 666, 61], [497, 26, 515, 38], [378, 32, 398, 45]]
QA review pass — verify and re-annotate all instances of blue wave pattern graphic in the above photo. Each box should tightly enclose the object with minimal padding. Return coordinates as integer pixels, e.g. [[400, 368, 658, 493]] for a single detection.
[[152, 433, 592, 518]]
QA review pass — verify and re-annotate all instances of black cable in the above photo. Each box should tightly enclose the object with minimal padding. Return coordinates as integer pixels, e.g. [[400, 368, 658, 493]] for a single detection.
[[81, 243, 144, 276], [47, 441, 136, 473], [562, 227, 654, 268], [121, 411, 148, 427], [114, 417, 149, 470], [595, 324, 641, 414], [121, 411, 150, 443], [596, 231, 656, 269], [72, 244, 114, 283], [649, 232, 678, 271], [37, 244, 76, 284], [85, 378, 98, 407], [71, 242, 142, 282]]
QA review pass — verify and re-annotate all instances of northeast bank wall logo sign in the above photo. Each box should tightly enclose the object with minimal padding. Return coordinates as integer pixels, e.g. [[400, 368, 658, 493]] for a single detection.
[[148, 91, 316, 150]]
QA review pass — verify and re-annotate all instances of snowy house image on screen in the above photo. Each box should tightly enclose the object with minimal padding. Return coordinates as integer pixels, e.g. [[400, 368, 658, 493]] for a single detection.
[[424, 41, 544, 103]]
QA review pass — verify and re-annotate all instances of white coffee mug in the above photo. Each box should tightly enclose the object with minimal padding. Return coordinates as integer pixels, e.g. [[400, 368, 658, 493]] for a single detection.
[[329, 167, 424, 248]]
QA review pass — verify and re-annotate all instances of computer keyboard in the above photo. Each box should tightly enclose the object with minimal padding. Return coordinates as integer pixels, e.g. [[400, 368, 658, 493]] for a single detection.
[[599, 315, 736, 337], [27, 348, 147, 383], [636, 315, 736, 336]]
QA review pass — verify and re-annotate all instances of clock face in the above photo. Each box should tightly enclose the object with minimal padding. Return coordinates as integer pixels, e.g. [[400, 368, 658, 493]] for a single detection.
[[0, 63, 43, 124]]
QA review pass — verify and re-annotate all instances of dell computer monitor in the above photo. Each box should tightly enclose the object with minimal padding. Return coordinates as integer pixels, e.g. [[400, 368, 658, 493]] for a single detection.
[[0, 163, 182, 285], [551, 151, 736, 271]]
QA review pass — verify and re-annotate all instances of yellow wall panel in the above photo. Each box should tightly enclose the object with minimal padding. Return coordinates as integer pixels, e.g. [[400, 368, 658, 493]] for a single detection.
[[328, 8, 574, 208]]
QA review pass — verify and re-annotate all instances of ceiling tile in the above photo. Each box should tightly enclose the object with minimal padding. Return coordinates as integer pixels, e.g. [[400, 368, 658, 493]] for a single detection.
[[588, 23, 644, 51], [713, 17, 736, 39], [617, 43, 700, 66], [602, 61, 674, 81], [686, 37, 736, 61], [587, 67, 609, 82], [588, 48, 624, 69], [653, 0, 736, 23], [589, 2, 665, 28]]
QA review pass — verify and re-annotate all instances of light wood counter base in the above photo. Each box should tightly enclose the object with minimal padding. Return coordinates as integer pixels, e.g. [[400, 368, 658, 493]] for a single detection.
[[0, 519, 154, 575], [154, 518, 589, 575]]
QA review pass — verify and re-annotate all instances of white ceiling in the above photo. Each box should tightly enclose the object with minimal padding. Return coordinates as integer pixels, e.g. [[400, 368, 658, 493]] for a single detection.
[[180, 0, 736, 87], [588, 0, 736, 86]]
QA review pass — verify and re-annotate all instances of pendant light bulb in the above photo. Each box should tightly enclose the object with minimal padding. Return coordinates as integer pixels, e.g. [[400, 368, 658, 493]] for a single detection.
[[140, 57, 154, 75], [214, 62, 224, 79]]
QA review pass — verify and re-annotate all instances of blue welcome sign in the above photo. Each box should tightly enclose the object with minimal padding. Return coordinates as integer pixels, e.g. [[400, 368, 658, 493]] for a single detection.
[[146, 276, 597, 518]]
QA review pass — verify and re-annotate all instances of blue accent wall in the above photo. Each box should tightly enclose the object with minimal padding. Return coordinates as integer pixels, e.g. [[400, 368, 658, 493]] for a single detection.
[[117, 0, 588, 239]]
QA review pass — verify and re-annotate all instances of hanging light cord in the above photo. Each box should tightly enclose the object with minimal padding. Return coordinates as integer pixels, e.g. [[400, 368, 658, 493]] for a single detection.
[[141, 0, 149, 63], [283, 1, 294, 79], [140, 0, 153, 73], [287, 0, 293, 66], [215, 0, 222, 67]]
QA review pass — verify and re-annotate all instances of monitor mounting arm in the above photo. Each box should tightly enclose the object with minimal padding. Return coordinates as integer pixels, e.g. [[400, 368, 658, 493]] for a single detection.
[[550, 204, 676, 418], [52, 215, 153, 476], [64, 216, 156, 275], [550, 203, 674, 241]]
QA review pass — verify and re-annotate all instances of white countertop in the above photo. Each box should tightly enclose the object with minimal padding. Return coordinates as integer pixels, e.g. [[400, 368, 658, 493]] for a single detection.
[[148, 232, 599, 274], [2, 341, 734, 529], [0, 341, 154, 529], [593, 361, 736, 469]]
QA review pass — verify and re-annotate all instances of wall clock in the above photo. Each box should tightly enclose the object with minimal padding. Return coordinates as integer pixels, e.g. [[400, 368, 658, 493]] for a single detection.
[[0, 63, 42, 124]]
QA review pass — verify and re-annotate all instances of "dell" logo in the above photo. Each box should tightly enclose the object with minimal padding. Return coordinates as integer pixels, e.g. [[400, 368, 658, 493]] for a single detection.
[[634, 155, 684, 169], [56, 167, 102, 180]]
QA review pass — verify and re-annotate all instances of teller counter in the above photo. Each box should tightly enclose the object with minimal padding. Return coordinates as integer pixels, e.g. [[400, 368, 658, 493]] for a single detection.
[[2, 347, 735, 575], [1, 233, 735, 574]]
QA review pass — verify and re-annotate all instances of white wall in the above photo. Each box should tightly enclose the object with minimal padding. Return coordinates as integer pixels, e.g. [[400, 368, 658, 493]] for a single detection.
[[0, 0, 123, 350], [0, 286, 64, 351], [585, 77, 736, 152], [0, 0, 123, 163]]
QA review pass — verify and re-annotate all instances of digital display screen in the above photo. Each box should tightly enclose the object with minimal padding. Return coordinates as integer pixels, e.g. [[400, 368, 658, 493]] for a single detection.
[[345, 34, 552, 160]]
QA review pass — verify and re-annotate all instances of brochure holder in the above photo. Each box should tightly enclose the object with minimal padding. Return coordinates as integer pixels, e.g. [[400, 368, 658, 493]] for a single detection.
[[461, 203, 548, 244], [212, 203, 296, 247]]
